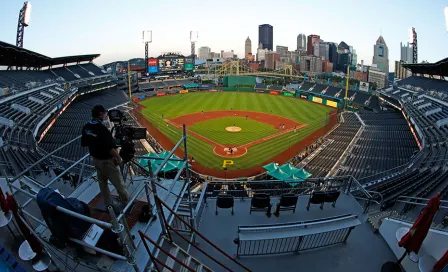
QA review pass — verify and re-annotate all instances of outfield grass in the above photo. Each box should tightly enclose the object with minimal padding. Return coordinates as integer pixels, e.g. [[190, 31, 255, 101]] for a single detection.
[[188, 116, 277, 146], [139, 92, 333, 170]]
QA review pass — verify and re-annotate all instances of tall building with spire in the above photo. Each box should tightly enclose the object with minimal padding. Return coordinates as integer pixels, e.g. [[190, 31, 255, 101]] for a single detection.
[[372, 36, 389, 74], [245, 37, 252, 58]]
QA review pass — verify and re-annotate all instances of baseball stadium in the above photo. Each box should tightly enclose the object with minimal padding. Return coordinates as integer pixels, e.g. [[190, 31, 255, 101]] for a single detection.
[[133, 85, 337, 178], [0, 3, 447, 272]]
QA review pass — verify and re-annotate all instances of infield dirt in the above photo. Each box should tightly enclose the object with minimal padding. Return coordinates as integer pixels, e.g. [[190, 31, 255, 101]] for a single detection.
[[132, 105, 338, 178]]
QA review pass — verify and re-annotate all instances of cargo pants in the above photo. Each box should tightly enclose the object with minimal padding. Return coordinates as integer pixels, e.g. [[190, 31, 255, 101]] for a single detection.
[[92, 157, 130, 207]]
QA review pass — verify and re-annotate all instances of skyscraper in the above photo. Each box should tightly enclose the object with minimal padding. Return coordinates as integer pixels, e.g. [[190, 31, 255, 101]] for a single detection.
[[400, 42, 413, 63], [372, 36, 389, 74], [258, 24, 273, 51], [328, 42, 338, 65], [307, 34, 320, 55], [313, 41, 329, 61], [276, 45, 288, 57], [198, 46, 211, 60], [245, 37, 252, 58], [297, 34, 307, 53]]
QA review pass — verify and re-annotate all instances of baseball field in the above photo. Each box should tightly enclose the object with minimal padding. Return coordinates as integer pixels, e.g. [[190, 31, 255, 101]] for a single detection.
[[134, 91, 337, 178]]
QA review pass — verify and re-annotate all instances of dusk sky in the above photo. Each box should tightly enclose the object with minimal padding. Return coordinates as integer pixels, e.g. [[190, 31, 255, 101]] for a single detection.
[[1, 0, 447, 68]]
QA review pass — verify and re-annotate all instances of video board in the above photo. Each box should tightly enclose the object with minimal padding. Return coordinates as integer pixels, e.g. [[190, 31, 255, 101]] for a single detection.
[[158, 57, 185, 72], [184, 57, 194, 71]]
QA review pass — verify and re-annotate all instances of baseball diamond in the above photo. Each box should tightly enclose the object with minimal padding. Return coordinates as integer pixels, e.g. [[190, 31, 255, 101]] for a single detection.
[[133, 91, 337, 178]]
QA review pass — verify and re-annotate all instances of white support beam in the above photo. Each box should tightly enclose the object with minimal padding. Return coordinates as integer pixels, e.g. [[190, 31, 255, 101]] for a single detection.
[[413, 99, 425, 105], [436, 118, 448, 128], [40, 92, 53, 99], [29, 96, 44, 105], [0, 116, 14, 127], [47, 89, 60, 95], [417, 102, 432, 110], [425, 108, 442, 117], [11, 103, 30, 114]]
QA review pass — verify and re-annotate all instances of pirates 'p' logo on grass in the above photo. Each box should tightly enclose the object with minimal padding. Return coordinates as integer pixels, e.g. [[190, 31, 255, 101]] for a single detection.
[[222, 160, 234, 169]]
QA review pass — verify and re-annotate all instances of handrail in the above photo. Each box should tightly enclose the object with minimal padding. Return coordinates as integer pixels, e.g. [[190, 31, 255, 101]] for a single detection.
[[10, 135, 82, 182], [155, 195, 252, 272], [138, 231, 196, 272], [167, 223, 234, 272]]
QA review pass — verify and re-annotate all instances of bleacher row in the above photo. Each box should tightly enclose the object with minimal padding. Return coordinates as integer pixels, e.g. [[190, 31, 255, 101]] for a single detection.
[[303, 112, 361, 177], [0, 63, 106, 93], [337, 112, 419, 179], [297, 81, 380, 111], [374, 77, 448, 204], [37, 89, 130, 162]]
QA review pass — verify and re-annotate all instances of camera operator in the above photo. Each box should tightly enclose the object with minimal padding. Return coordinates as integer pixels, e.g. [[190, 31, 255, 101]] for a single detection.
[[81, 105, 130, 209]]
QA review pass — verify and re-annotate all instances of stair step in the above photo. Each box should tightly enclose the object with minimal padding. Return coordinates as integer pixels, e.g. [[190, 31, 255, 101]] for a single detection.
[[179, 256, 192, 272], [163, 246, 179, 272]]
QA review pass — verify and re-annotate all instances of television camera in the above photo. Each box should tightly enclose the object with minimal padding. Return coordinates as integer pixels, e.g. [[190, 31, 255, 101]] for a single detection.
[[107, 109, 146, 162]]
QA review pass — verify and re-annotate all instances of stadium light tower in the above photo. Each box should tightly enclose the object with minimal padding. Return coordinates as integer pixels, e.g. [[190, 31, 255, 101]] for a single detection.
[[143, 30, 152, 75], [408, 27, 418, 64], [16, 1, 32, 48], [190, 31, 198, 69]]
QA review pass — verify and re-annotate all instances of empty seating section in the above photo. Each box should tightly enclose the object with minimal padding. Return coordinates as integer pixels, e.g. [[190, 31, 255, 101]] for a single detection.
[[80, 63, 106, 75], [338, 112, 419, 180], [0, 64, 107, 94], [51, 67, 79, 81], [38, 89, 128, 161], [0, 70, 59, 91], [398, 76, 448, 93], [372, 77, 448, 206], [304, 113, 361, 177]]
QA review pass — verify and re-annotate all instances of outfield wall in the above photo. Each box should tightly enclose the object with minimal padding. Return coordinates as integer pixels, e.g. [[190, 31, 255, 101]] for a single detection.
[[132, 88, 297, 102]]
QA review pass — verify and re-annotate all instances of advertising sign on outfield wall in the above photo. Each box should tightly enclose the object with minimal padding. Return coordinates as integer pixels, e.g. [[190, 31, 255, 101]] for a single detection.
[[179, 90, 189, 94], [270, 91, 279, 95], [312, 96, 323, 104], [283, 92, 294, 97], [156, 92, 166, 96], [300, 94, 308, 99], [326, 100, 338, 108]]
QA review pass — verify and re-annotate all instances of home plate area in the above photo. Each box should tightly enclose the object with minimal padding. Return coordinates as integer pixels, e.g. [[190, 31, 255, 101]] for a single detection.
[[225, 146, 238, 155]]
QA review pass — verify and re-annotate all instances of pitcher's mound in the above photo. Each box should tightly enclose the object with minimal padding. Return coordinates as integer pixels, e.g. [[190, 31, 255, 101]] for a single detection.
[[226, 126, 241, 132]]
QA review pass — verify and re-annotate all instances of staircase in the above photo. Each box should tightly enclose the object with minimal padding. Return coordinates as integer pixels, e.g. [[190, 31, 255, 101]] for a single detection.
[[158, 237, 213, 272]]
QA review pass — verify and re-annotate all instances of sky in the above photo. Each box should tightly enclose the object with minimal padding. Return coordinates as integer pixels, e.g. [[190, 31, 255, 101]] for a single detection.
[[1, 0, 448, 70]]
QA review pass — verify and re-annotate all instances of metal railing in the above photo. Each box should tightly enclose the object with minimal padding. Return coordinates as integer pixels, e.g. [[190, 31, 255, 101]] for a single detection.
[[3, 124, 196, 272], [204, 175, 379, 213], [151, 194, 252, 271], [234, 214, 360, 257], [389, 195, 448, 232]]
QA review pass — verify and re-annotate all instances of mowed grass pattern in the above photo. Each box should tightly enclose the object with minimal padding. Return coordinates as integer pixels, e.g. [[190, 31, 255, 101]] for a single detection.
[[139, 92, 334, 170], [189, 116, 278, 146]]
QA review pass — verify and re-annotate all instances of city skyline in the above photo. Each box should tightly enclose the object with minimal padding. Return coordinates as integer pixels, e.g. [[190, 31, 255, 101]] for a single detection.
[[0, 0, 447, 69]]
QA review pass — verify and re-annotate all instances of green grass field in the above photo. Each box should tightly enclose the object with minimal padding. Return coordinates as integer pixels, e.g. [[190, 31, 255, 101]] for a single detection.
[[188, 116, 277, 146], [139, 92, 333, 170]]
